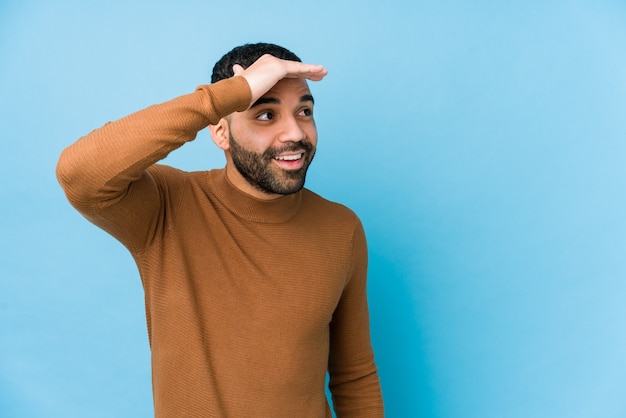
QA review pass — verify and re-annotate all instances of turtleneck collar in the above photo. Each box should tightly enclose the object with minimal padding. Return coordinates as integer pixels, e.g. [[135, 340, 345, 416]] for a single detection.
[[207, 169, 302, 224]]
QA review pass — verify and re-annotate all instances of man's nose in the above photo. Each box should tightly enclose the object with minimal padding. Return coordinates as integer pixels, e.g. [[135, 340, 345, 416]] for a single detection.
[[277, 115, 306, 143]]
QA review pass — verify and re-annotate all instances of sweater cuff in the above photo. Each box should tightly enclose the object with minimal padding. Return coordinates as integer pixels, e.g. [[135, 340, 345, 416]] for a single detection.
[[196, 76, 252, 121]]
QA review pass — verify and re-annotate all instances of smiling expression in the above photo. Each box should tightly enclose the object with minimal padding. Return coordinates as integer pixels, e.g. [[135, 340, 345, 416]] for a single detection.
[[218, 78, 318, 199]]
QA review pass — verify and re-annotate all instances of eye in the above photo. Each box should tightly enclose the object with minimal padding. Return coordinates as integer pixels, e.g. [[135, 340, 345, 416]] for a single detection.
[[299, 108, 313, 117], [256, 111, 274, 121]]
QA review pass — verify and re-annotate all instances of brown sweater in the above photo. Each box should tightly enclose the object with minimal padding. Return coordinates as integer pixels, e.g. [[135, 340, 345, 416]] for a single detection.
[[57, 76, 384, 417]]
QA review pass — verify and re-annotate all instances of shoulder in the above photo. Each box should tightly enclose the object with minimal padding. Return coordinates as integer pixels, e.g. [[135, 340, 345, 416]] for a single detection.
[[300, 188, 363, 228], [299, 189, 368, 266], [148, 163, 185, 178], [146, 166, 228, 205], [145, 164, 201, 199], [147, 164, 212, 184]]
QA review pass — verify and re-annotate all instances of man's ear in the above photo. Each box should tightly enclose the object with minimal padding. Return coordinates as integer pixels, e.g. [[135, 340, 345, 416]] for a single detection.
[[208, 118, 230, 151]]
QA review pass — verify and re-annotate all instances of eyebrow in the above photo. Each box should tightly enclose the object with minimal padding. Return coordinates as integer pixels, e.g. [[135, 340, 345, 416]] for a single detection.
[[250, 94, 315, 108]]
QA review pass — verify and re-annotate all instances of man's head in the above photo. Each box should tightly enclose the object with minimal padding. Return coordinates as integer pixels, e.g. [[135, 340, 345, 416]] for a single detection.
[[211, 43, 301, 83], [209, 43, 318, 200]]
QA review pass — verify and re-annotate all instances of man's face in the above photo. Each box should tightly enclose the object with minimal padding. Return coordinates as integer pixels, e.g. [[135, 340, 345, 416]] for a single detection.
[[226, 78, 318, 197]]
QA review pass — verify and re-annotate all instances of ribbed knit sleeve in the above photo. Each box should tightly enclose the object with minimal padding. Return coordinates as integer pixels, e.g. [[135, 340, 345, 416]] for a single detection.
[[56, 76, 251, 252], [328, 220, 385, 417]]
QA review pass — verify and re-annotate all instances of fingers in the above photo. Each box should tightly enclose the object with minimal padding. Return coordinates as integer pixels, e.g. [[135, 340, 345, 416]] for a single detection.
[[232, 64, 244, 76], [294, 65, 328, 81], [232, 55, 327, 83], [282, 60, 328, 81]]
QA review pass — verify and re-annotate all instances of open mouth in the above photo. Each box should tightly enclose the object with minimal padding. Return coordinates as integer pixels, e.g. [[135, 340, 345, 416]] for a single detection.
[[273, 152, 305, 169], [275, 153, 303, 162]]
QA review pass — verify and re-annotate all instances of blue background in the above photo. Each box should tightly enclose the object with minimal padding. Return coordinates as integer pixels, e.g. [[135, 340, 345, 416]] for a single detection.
[[2, 1, 626, 417]]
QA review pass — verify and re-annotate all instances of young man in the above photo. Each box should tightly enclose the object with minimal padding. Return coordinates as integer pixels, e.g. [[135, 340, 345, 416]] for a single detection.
[[57, 43, 384, 417]]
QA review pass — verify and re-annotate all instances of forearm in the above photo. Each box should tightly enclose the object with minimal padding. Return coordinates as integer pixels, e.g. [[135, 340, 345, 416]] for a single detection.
[[329, 222, 384, 417], [56, 76, 251, 211], [329, 312, 384, 418]]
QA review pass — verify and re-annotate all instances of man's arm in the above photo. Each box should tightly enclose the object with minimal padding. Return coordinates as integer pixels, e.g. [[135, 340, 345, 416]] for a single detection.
[[56, 76, 252, 251], [56, 56, 327, 251], [328, 220, 384, 417]]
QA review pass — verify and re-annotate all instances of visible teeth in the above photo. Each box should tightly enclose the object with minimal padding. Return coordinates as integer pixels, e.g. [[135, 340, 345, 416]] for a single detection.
[[276, 154, 302, 161]]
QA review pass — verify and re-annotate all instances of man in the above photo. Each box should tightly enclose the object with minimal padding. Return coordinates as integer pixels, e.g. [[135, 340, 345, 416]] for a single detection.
[[57, 43, 384, 417]]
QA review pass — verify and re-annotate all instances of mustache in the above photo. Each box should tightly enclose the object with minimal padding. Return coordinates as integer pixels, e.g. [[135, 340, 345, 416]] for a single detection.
[[264, 141, 315, 159]]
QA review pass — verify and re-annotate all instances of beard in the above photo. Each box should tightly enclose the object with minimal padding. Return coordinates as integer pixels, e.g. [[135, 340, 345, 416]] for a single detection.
[[229, 132, 316, 195]]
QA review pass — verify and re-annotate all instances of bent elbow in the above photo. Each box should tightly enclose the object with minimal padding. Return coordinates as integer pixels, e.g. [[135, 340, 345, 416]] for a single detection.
[[56, 146, 73, 191], [55, 144, 99, 210]]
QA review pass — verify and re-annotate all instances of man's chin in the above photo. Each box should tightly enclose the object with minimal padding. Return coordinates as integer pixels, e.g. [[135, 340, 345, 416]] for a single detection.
[[258, 172, 307, 195], [268, 180, 306, 195]]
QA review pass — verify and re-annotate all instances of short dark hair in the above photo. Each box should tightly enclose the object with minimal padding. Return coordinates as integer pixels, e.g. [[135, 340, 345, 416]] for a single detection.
[[211, 43, 301, 83]]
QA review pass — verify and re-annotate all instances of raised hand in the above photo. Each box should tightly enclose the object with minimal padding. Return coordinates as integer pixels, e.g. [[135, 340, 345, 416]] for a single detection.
[[232, 54, 328, 107]]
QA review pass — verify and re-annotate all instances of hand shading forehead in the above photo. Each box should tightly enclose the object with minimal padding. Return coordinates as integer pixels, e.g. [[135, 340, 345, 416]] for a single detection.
[[251, 78, 314, 108]]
